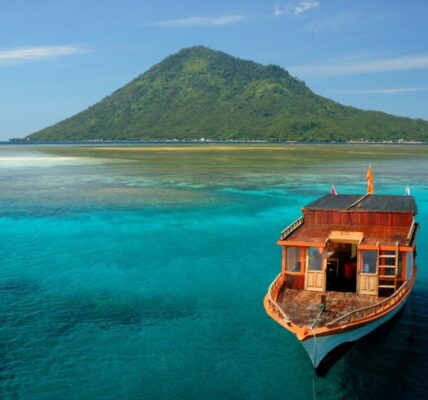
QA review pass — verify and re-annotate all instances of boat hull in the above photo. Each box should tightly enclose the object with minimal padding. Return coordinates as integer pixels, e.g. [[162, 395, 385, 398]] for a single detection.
[[301, 295, 409, 368]]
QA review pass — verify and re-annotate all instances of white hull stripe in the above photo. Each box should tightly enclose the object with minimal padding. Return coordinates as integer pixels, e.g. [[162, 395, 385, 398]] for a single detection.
[[302, 297, 408, 368]]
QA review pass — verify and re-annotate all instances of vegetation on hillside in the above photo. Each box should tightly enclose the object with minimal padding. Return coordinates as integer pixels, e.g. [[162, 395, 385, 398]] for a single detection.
[[28, 46, 428, 142]]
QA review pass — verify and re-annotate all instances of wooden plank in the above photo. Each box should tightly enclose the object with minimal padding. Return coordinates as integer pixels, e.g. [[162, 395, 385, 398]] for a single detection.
[[358, 244, 413, 251], [277, 240, 326, 247], [328, 230, 364, 243]]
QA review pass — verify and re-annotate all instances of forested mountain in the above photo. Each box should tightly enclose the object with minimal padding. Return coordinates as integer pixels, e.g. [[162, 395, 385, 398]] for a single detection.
[[28, 46, 428, 142]]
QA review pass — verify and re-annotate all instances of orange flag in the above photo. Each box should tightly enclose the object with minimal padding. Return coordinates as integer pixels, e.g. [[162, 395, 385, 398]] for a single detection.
[[366, 166, 374, 194]]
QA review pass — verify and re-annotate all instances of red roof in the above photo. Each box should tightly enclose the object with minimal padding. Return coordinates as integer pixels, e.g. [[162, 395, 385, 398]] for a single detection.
[[285, 223, 410, 246]]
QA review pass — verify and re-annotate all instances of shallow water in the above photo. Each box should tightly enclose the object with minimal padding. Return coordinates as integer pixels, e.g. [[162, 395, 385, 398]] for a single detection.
[[0, 144, 427, 399]]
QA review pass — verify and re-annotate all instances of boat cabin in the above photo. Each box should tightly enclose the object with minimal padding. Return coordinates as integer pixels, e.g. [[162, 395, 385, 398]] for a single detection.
[[278, 194, 418, 297]]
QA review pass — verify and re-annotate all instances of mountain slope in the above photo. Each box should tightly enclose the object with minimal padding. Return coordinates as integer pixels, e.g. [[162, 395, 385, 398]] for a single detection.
[[28, 46, 428, 142]]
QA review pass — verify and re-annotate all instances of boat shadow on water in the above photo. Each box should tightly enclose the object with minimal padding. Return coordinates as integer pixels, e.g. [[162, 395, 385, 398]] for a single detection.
[[315, 304, 406, 377], [317, 288, 428, 400]]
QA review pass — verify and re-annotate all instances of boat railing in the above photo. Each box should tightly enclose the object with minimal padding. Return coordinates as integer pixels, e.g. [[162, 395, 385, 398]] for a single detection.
[[266, 272, 290, 323], [280, 216, 303, 240], [325, 280, 410, 327], [406, 219, 418, 246], [406, 218, 416, 245]]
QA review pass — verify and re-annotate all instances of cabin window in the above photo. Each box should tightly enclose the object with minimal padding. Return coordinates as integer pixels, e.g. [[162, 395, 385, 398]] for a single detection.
[[286, 246, 302, 273], [362, 250, 377, 274], [406, 252, 413, 281], [307, 247, 323, 271]]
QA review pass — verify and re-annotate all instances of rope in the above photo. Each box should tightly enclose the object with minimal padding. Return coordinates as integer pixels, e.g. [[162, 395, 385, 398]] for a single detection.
[[312, 377, 317, 400], [310, 304, 325, 400], [310, 304, 325, 367]]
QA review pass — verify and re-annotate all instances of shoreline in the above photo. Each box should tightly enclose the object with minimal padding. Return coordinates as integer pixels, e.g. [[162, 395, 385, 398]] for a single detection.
[[3, 139, 427, 146]]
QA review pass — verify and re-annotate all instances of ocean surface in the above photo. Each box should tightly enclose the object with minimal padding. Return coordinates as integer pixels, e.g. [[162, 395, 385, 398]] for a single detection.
[[0, 144, 427, 400]]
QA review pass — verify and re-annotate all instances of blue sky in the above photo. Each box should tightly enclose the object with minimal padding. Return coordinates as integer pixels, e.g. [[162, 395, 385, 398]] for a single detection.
[[1, 0, 428, 140]]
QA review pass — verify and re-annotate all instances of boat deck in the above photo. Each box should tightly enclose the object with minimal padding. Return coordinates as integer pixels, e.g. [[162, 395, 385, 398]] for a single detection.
[[276, 288, 385, 328]]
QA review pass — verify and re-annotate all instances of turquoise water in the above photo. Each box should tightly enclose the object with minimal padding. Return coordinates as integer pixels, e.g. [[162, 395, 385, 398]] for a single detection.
[[0, 144, 427, 399]]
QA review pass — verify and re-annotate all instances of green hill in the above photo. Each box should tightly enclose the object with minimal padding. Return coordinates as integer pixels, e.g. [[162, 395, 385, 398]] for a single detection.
[[27, 46, 428, 142]]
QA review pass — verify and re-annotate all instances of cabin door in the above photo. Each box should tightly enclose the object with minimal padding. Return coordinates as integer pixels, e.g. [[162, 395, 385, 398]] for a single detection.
[[358, 250, 378, 295], [305, 247, 325, 292], [358, 274, 377, 295]]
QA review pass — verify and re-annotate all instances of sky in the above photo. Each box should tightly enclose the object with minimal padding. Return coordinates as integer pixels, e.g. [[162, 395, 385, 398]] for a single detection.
[[1, 0, 428, 140]]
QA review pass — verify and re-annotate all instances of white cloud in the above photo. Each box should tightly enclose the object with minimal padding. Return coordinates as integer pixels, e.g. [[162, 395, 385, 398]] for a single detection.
[[152, 15, 247, 27], [275, 1, 320, 17], [274, 4, 284, 17], [290, 55, 428, 77], [326, 88, 428, 95], [293, 1, 320, 15], [0, 45, 88, 65]]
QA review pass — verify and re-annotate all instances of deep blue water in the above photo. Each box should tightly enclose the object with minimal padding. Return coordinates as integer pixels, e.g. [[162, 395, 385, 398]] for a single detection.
[[0, 144, 427, 400]]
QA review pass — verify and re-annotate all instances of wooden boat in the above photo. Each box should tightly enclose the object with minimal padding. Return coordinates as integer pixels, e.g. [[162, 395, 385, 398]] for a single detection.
[[264, 172, 418, 369]]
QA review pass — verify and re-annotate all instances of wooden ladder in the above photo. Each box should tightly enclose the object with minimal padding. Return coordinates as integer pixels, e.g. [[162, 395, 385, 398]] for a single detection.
[[377, 241, 399, 291]]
